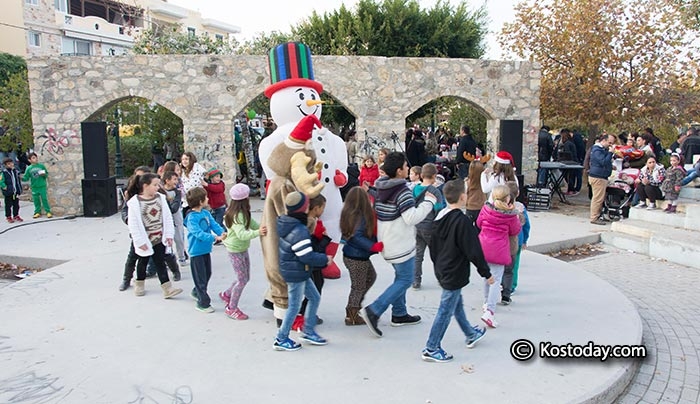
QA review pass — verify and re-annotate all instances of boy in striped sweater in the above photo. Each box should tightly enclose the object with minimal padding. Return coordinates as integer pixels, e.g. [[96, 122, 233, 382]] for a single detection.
[[359, 152, 436, 337]]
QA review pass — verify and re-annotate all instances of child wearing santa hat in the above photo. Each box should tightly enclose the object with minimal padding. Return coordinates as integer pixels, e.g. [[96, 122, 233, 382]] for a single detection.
[[480, 151, 518, 202]]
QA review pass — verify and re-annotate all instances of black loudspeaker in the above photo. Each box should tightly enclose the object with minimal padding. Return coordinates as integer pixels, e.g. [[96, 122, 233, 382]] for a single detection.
[[81, 121, 109, 179], [499, 120, 525, 202], [499, 120, 524, 170], [82, 176, 118, 217]]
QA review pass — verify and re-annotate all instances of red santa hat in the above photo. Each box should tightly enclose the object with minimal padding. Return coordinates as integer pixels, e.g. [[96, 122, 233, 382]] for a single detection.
[[265, 42, 324, 98], [285, 115, 321, 149], [494, 151, 515, 167]]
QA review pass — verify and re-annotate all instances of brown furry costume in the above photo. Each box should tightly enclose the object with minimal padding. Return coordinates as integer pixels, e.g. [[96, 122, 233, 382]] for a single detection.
[[259, 115, 324, 319]]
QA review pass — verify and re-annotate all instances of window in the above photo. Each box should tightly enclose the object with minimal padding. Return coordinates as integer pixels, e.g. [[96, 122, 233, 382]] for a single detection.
[[215, 34, 224, 42], [25, 0, 39, 5], [28, 31, 41, 47], [61, 38, 92, 55], [187, 27, 195, 38], [54, 0, 67, 12]]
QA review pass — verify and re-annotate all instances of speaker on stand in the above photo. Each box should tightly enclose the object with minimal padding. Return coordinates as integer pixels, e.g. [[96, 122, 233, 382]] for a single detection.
[[80, 122, 117, 217], [499, 120, 525, 203]]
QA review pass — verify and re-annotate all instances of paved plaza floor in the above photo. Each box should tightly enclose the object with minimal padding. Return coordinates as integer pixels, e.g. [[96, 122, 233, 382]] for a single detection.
[[0, 198, 655, 403]]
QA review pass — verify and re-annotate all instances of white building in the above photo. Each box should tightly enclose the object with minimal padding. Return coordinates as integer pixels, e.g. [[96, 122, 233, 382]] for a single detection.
[[14, 0, 240, 57]]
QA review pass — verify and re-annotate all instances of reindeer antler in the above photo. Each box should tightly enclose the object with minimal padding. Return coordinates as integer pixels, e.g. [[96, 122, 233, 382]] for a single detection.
[[463, 152, 492, 164]]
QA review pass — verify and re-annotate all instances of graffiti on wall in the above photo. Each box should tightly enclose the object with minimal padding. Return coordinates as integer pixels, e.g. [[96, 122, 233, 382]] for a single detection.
[[37, 128, 81, 160], [185, 131, 225, 164]]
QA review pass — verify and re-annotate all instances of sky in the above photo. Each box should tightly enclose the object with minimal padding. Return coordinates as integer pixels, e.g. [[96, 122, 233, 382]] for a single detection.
[[168, 0, 519, 60]]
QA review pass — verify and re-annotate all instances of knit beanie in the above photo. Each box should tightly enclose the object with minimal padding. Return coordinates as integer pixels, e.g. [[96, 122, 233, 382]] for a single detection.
[[206, 168, 222, 180], [229, 183, 250, 201], [285, 191, 309, 214]]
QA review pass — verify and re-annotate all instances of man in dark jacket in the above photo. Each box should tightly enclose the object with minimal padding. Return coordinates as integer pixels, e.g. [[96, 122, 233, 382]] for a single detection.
[[681, 128, 700, 166], [421, 179, 493, 363], [537, 126, 554, 186], [588, 134, 613, 225], [455, 125, 477, 179], [405, 130, 427, 167]]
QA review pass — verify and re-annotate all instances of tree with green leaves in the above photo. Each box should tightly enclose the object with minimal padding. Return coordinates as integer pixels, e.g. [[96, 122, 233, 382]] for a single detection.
[[0, 53, 26, 87], [132, 24, 238, 55], [0, 62, 33, 153], [291, 0, 487, 57]]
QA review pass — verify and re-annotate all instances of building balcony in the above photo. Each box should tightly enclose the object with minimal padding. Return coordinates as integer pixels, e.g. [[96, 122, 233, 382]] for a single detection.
[[201, 18, 241, 34], [56, 11, 142, 47], [149, 2, 189, 19]]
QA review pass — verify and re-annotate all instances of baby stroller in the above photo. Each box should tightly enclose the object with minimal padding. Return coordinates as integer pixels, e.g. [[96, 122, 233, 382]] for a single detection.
[[602, 168, 639, 221], [603, 182, 634, 220]]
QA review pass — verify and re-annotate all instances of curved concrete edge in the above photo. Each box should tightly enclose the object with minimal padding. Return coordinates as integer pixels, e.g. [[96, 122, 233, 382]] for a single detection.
[[528, 234, 602, 254], [0, 254, 67, 271], [539, 250, 644, 404], [0, 246, 645, 404]]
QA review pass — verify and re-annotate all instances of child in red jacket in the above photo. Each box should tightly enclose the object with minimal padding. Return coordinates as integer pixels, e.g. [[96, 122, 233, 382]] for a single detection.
[[203, 168, 226, 228], [359, 155, 380, 187]]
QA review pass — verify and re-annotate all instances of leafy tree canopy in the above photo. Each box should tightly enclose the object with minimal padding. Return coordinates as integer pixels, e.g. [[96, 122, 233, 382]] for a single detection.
[[291, 0, 487, 57], [0, 53, 27, 87], [0, 69, 33, 152], [500, 0, 700, 140], [132, 24, 238, 55]]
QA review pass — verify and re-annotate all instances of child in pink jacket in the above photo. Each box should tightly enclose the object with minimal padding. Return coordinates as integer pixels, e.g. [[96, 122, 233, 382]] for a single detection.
[[476, 184, 521, 328]]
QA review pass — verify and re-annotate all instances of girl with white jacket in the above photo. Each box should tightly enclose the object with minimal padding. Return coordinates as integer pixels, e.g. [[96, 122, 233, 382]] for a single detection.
[[126, 172, 183, 299]]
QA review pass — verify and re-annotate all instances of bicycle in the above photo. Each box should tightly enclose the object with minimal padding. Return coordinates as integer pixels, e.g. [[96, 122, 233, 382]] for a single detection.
[[358, 129, 387, 158]]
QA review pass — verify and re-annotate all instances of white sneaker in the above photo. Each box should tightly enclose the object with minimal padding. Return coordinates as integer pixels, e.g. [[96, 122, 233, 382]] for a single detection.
[[646, 204, 657, 210], [634, 202, 647, 209], [481, 309, 498, 328]]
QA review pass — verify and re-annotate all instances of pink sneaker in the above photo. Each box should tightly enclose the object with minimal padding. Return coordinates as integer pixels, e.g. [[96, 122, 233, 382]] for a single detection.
[[225, 306, 249, 320], [218, 291, 230, 305], [13, 216, 23, 222], [481, 309, 498, 328]]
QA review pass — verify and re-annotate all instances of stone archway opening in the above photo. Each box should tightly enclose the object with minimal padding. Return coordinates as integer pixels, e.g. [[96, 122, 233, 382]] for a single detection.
[[406, 95, 493, 154], [86, 96, 184, 177]]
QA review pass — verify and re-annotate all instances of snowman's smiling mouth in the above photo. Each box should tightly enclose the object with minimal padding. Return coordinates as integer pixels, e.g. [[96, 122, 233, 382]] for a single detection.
[[297, 104, 319, 117]]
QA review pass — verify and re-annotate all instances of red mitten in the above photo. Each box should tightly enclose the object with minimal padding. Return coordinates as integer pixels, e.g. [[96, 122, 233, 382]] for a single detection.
[[370, 242, 384, 253], [313, 219, 326, 239], [334, 169, 347, 186], [289, 115, 322, 143]]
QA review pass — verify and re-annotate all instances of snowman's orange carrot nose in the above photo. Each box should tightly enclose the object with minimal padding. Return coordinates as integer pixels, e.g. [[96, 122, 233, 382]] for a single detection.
[[306, 100, 325, 107]]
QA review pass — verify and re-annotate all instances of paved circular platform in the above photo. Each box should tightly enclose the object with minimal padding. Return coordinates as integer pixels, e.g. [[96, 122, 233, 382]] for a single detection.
[[0, 208, 641, 404]]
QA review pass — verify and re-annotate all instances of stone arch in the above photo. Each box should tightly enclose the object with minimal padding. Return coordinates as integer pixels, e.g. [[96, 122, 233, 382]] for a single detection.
[[26, 55, 539, 215]]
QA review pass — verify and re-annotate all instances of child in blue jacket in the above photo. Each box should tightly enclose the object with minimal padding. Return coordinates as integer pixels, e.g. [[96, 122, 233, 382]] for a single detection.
[[184, 187, 226, 313], [274, 192, 331, 352]]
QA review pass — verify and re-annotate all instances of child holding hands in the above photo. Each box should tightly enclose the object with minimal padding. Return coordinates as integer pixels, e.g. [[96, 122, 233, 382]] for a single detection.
[[219, 184, 266, 320], [185, 187, 227, 313], [340, 187, 382, 325], [476, 184, 521, 328], [422, 179, 493, 363]]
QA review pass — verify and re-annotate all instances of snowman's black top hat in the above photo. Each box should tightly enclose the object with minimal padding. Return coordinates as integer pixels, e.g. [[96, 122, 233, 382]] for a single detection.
[[264, 42, 324, 98]]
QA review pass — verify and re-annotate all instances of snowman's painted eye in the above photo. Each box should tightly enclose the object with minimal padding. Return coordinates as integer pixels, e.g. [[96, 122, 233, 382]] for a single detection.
[[298, 93, 305, 101], [310, 93, 317, 100]]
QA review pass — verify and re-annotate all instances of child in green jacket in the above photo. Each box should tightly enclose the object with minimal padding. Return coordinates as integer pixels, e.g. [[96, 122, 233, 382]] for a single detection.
[[22, 152, 52, 218], [218, 183, 267, 320]]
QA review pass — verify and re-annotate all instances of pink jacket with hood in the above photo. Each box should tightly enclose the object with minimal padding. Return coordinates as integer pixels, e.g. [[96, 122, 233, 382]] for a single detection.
[[476, 203, 521, 265]]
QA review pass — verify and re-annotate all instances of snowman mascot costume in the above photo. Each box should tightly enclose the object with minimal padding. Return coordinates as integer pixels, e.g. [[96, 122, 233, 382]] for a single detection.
[[258, 42, 347, 323]]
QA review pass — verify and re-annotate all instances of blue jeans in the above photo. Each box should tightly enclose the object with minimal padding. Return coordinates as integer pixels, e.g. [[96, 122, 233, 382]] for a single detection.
[[537, 166, 548, 187], [190, 254, 212, 308], [277, 278, 320, 341], [682, 169, 699, 186], [211, 206, 225, 228], [425, 289, 477, 351], [368, 258, 414, 318]]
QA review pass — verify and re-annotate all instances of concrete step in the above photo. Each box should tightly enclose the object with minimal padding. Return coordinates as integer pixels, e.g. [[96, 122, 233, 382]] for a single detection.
[[600, 231, 649, 255], [628, 201, 700, 229], [604, 219, 700, 269], [679, 186, 700, 200]]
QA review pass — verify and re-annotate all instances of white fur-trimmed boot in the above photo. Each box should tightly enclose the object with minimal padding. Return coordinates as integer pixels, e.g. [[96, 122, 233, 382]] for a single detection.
[[161, 281, 182, 299], [134, 280, 145, 297]]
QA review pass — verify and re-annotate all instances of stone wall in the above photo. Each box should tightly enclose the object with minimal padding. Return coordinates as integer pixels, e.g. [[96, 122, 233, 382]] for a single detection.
[[26, 54, 540, 215]]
